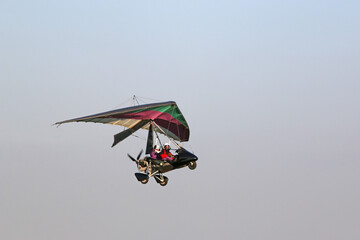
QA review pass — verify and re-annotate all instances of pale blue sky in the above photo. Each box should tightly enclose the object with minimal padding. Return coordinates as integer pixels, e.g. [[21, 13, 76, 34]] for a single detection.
[[1, 1, 360, 240]]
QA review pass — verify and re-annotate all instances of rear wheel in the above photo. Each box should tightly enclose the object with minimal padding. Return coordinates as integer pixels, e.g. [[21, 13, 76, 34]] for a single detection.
[[160, 176, 168, 186], [188, 161, 197, 170]]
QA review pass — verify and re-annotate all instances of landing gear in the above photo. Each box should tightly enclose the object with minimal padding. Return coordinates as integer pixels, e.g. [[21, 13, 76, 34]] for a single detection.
[[188, 161, 197, 170], [140, 178, 149, 184], [159, 176, 168, 186], [135, 173, 149, 184], [155, 174, 169, 186]]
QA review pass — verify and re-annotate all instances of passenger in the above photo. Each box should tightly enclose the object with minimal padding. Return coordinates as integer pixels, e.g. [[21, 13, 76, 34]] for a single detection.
[[150, 145, 161, 160], [160, 143, 175, 161]]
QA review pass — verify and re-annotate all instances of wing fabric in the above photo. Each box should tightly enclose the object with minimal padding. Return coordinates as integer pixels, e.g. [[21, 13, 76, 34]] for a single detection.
[[55, 101, 190, 142]]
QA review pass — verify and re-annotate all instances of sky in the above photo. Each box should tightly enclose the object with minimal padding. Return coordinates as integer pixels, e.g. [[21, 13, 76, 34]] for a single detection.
[[1, 1, 360, 239]]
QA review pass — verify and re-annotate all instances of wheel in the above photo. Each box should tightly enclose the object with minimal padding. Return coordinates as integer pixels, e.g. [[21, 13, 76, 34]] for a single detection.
[[159, 177, 168, 186], [188, 161, 197, 170], [140, 178, 149, 184]]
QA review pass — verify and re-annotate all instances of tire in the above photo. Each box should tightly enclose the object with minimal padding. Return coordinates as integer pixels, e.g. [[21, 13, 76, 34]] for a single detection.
[[160, 177, 168, 186], [188, 161, 197, 170], [141, 178, 149, 184]]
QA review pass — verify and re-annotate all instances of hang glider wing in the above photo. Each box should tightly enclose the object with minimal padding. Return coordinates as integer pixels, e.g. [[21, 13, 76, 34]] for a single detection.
[[55, 101, 190, 145]]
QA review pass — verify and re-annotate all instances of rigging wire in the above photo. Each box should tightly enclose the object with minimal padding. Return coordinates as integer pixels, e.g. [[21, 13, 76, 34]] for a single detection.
[[133, 95, 140, 106], [153, 122, 163, 147], [166, 104, 174, 138], [174, 107, 181, 141], [153, 121, 181, 149], [112, 95, 163, 110], [131, 134, 147, 141], [110, 96, 184, 149], [167, 105, 182, 145], [136, 95, 164, 103], [111, 97, 134, 110]]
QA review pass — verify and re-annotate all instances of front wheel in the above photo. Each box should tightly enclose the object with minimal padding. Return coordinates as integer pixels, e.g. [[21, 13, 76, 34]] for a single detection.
[[141, 178, 149, 184], [188, 161, 197, 170]]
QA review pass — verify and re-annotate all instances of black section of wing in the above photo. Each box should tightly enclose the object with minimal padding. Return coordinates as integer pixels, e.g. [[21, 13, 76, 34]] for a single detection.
[[111, 121, 149, 147]]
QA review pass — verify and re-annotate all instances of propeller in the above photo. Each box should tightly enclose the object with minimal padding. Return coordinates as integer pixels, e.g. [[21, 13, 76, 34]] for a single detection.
[[128, 149, 145, 173], [137, 149, 143, 160], [127, 149, 143, 162], [127, 153, 137, 162]]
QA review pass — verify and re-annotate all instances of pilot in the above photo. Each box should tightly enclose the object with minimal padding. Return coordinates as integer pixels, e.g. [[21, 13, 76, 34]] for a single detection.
[[150, 145, 161, 160], [160, 143, 175, 161]]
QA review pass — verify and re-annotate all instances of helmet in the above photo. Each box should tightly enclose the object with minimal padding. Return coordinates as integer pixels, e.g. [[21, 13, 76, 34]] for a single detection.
[[164, 143, 170, 150], [154, 144, 161, 153]]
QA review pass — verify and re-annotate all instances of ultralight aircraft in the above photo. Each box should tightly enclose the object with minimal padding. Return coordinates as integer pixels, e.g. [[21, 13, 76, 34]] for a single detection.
[[55, 99, 198, 186]]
